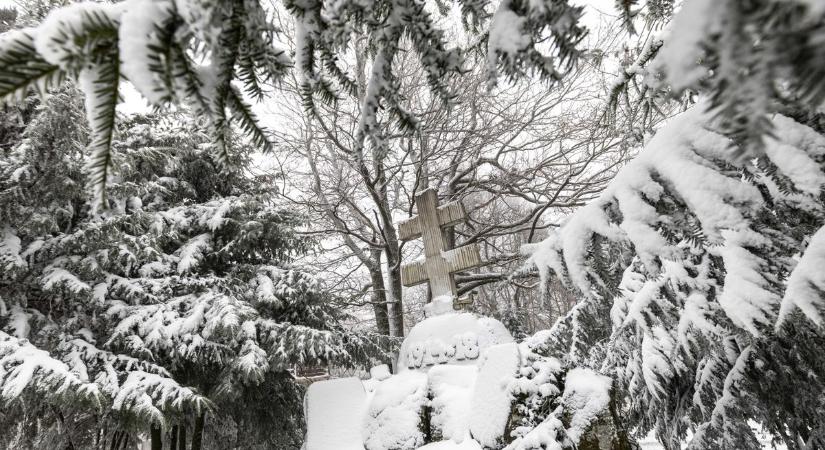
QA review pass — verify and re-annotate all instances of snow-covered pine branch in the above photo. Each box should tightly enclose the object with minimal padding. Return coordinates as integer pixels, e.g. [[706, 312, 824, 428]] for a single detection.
[[0, 0, 590, 206], [523, 103, 825, 447], [0, 1, 289, 206], [0, 0, 823, 212], [652, 0, 825, 156], [0, 331, 102, 407], [112, 371, 213, 427]]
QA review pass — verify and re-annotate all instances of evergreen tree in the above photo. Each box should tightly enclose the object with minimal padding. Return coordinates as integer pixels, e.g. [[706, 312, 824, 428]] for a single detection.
[[0, 0, 586, 206], [521, 103, 825, 449], [0, 89, 390, 449]]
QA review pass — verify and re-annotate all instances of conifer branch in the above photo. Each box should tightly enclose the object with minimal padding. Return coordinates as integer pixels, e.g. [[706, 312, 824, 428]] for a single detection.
[[227, 85, 274, 153], [0, 30, 64, 104], [82, 59, 121, 209]]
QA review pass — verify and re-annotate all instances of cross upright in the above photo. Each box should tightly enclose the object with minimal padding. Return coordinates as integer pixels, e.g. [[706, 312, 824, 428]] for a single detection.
[[398, 188, 483, 315]]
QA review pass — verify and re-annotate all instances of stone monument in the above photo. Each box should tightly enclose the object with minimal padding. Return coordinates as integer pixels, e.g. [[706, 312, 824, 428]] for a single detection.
[[302, 189, 625, 450], [303, 188, 522, 450]]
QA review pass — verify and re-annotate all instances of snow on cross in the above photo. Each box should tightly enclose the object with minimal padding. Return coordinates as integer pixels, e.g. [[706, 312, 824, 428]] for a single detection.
[[399, 188, 483, 316]]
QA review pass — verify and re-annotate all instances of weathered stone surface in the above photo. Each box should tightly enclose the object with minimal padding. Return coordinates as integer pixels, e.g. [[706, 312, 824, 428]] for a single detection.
[[398, 188, 483, 315]]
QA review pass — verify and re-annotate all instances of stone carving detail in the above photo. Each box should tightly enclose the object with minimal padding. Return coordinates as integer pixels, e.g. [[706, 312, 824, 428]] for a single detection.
[[404, 332, 481, 369], [396, 313, 512, 372]]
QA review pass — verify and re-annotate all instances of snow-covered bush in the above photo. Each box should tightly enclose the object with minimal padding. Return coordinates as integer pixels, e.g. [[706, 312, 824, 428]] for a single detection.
[[504, 332, 631, 450]]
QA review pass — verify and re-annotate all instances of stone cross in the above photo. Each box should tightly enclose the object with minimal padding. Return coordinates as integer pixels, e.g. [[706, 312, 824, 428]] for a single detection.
[[398, 188, 482, 314]]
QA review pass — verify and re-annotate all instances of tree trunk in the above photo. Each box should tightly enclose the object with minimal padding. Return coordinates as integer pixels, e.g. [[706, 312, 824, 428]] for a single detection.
[[375, 169, 404, 337], [53, 407, 75, 450], [191, 414, 205, 450], [386, 252, 404, 336], [150, 426, 162, 450], [362, 114, 404, 337], [169, 426, 178, 450], [304, 127, 392, 337], [109, 431, 123, 450], [369, 249, 391, 336], [178, 421, 187, 450]]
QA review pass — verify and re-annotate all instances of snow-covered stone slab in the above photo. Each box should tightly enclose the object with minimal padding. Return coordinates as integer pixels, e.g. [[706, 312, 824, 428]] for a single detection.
[[468, 342, 521, 448], [398, 313, 513, 371], [419, 439, 483, 450], [364, 370, 429, 450], [428, 364, 478, 442], [304, 377, 367, 450]]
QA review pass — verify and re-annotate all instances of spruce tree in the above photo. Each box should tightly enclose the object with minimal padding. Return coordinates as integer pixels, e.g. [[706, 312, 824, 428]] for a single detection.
[[520, 104, 825, 449], [0, 89, 390, 448]]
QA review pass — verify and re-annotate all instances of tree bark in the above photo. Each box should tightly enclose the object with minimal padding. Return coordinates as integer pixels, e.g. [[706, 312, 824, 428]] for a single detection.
[[109, 431, 123, 450], [191, 414, 205, 450], [178, 421, 187, 450], [365, 160, 404, 337], [150, 426, 162, 450], [386, 253, 404, 336], [169, 426, 178, 450], [369, 248, 391, 336]]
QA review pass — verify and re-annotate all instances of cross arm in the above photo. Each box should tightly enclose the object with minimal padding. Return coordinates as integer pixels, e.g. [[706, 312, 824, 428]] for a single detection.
[[401, 259, 428, 287], [398, 216, 422, 242], [444, 244, 482, 273], [436, 201, 466, 228], [397, 201, 467, 242]]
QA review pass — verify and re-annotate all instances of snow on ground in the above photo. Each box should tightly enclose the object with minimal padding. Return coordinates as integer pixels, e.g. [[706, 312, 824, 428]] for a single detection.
[[419, 440, 483, 450], [637, 427, 788, 450], [638, 438, 786, 450]]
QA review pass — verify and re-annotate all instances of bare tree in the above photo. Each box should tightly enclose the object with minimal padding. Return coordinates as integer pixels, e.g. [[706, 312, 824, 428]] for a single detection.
[[263, 17, 673, 336]]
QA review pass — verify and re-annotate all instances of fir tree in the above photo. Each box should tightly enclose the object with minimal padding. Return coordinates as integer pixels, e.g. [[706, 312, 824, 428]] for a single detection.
[[522, 103, 825, 449], [0, 90, 391, 449]]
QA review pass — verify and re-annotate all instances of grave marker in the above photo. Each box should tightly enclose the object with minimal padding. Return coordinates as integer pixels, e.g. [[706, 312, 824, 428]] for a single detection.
[[398, 188, 483, 313]]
